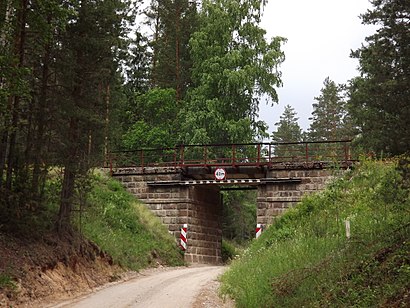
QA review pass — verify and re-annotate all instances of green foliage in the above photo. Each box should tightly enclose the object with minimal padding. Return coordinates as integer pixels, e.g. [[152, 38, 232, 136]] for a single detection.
[[348, 0, 410, 155], [220, 159, 410, 307], [308, 77, 354, 141], [0, 169, 62, 236], [221, 239, 240, 264], [0, 0, 134, 232], [0, 272, 16, 290], [80, 171, 184, 270], [222, 190, 256, 244], [179, 0, 285, 144], [272, 105, 303, 143], [122, 88, 179, 149], [271, 105, 304, 157], [145, 0, 198, 100]]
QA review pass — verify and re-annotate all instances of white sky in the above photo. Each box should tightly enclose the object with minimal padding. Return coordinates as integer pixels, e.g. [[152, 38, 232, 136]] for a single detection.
[[259, 0, 376, 132]]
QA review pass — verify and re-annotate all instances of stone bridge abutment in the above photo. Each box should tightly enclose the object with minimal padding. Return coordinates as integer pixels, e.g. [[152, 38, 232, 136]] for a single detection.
[[114, 168, 223, 264], [257, 169, 334, 225]]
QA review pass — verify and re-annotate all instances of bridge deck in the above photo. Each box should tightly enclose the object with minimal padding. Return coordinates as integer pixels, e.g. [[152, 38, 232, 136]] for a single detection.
[[108, 140, 354, 176]]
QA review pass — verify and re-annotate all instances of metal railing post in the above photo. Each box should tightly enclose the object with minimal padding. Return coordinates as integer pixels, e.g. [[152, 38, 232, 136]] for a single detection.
[[204, 146, 208, 166], [305, 143, 309, 162], [180, 145, 185, 167], [109, 154, 113, 176], [344, 141, 349, 161], [232, 144, 236, 166], [257, 143, 261, 165]]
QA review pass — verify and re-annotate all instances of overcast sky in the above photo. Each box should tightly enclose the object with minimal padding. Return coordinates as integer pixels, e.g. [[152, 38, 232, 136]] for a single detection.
[[259, 0, 377, 133]]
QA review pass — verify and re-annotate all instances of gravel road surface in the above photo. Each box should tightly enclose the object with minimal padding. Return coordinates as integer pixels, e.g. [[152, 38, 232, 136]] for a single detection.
[[52, 266, 228, 308]]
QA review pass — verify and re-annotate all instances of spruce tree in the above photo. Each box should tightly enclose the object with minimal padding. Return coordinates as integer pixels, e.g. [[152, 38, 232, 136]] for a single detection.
[[308, 77, 352, 141], [54, 0, 130, 232], [271, 105, 304, 158], [272, 105, 303, 143]]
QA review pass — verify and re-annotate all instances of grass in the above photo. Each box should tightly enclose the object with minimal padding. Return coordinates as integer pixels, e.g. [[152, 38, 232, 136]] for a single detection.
[[0, 273, 16, 290], [14, 168, 185, 271], [221, 239, 246, 264], [77, 171, 184, 270], [220, 159, 410, 307]]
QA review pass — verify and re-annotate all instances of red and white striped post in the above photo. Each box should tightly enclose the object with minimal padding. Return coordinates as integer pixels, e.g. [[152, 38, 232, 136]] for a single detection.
[[256, 224, 263, 239], [180, 224, 188, 251]]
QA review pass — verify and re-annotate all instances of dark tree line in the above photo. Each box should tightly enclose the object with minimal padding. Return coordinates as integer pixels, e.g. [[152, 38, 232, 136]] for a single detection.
[[0, 0, 133, 232]]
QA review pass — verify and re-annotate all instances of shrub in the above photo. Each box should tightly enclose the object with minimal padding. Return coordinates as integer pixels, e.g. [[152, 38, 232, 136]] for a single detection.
[[221, 239, 239, 264]]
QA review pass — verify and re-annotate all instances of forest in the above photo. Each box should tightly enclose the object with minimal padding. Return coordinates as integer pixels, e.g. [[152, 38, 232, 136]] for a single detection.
[[0, 0, 409, 235]]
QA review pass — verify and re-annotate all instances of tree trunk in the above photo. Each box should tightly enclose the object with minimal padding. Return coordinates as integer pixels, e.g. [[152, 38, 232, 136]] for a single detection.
[[0, 0, 13, 188], [0, 131, 8, 188], [104, 84, 110, 166], [57, 165, 75, 234], [5, 0, 28, 190], [175, 3, 181, 101], [151, 6, 160, 86], [57, 117, 79, 234], [32, 44, 50, 196]]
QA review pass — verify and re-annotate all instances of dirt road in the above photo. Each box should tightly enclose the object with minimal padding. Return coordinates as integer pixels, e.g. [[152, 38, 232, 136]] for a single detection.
[[51, 266, 230, 308]]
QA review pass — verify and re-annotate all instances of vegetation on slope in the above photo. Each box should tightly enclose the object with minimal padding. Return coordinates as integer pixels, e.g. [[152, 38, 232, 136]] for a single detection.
[[220, 159, 410, 307], [79, 171, 184, 270], [0, 170, 183, 303]]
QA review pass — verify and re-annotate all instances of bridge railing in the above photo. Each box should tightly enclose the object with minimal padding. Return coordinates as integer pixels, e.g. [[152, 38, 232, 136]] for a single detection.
[[107, 140, 353, 170]]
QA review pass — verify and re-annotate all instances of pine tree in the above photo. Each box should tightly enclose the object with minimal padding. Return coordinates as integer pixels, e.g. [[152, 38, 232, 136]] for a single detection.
[[145, 0, 198, 100], [54, 0, 130, 232], [349, 0, 410, 155], [0, 0, 132, 232]]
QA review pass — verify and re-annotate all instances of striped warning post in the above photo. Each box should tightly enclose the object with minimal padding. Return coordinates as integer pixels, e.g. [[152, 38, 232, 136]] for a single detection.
[[180, 224, 188, 251], [255, 224, 262, 239]]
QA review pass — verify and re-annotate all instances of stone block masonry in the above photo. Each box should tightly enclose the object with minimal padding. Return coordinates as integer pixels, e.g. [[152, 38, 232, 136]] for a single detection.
[[113, 166, 338, 264], [256, 169, 334, 225], [113, 168, 222, 264]]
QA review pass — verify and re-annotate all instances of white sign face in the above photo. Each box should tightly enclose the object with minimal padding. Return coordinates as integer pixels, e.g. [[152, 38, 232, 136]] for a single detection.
[[214, 168, 226, 180]]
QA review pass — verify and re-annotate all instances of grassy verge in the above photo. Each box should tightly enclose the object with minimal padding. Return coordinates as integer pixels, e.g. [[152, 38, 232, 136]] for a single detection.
[[220, 159, 410, 307], [78, 171, 184, 270]]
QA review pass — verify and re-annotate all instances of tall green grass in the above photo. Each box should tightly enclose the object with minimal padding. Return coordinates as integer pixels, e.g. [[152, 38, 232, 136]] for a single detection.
[[79, 171, 184, 270], [220, 159, 410, 307]]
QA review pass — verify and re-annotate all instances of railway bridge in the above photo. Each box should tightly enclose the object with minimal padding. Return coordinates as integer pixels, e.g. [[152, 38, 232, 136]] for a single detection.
[[108, 140, 354, 264]]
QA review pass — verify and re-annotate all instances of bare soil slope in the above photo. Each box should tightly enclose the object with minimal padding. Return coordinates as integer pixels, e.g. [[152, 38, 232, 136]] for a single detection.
[[0, 231, 125, 307]]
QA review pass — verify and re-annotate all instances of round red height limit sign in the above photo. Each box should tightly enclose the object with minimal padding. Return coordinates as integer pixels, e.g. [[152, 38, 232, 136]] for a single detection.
[[214, 168, 226, 180]]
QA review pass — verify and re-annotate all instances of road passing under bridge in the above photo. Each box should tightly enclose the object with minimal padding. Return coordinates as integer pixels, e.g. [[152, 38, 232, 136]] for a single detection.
[[108, 140, 356, 264]]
